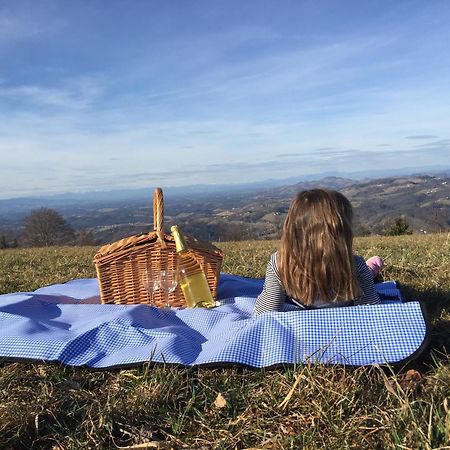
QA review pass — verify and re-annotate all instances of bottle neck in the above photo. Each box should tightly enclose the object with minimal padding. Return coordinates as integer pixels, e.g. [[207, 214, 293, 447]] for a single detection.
[[171, 225, 187, 253]]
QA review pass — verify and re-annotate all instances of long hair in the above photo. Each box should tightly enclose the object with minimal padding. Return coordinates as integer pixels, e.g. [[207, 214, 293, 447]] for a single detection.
[[278, 189, 361, 306]]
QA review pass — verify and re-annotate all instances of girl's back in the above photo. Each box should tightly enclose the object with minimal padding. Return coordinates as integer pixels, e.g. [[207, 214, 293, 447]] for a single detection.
[[253, 189, 381, 315]]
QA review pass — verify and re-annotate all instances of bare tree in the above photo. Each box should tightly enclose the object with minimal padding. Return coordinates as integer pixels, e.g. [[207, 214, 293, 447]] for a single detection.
[[0, 234, 7, 249], [0, 228, 19, 249], [21, 208, 75, 247]]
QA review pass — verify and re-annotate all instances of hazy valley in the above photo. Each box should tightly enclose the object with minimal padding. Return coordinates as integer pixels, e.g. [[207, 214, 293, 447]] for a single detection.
[[1, 172, 449, 245]]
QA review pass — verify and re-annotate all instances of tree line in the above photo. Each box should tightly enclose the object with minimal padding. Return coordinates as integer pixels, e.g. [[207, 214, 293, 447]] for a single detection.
[[0, 207, 96, 248], [0, 207, 417, 250]]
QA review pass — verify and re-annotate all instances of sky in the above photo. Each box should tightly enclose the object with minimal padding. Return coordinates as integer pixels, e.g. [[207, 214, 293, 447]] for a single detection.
[[1, 0, 450, 199]]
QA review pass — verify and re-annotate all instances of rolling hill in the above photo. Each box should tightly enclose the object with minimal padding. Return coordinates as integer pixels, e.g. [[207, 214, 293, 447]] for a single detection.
[[1, 173, 449, 244]]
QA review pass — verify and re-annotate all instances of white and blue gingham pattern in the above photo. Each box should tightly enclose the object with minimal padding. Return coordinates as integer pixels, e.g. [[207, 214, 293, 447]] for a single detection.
[[0, 275, 428, 368]]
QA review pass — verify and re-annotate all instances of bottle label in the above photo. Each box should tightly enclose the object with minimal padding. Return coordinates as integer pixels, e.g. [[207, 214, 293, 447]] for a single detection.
[[179, 271, 215, 308]]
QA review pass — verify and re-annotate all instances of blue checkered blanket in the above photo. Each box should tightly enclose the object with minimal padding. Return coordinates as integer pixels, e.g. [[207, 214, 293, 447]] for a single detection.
[[0, 274, 428, 368]]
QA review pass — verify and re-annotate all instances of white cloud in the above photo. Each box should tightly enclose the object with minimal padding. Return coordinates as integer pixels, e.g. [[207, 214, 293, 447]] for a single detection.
[[1, 2, 450, 199], [0, 76, 106, 110]]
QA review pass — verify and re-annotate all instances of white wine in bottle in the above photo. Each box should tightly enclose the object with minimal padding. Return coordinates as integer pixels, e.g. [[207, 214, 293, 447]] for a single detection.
[[171, 225, 215, 308]]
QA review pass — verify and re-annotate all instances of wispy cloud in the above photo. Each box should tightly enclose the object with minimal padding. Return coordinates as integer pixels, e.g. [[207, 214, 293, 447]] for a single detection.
[[0, 13, 43, 40], [405, 135, 439, 140], [1, 1, 450, 199], [0, 77, 106, 110], [0, 3, 65, 43], [412, 139, 450, 149]]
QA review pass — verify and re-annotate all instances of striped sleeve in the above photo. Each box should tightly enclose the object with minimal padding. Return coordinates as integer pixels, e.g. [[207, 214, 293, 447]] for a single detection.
[[253, 253, 287, 315], [354, 255, 381, 305]]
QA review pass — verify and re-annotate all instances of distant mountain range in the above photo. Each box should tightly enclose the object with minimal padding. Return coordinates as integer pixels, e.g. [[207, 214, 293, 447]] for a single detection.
[[0, 170, 449, 243], [2, 165, 449, 205]]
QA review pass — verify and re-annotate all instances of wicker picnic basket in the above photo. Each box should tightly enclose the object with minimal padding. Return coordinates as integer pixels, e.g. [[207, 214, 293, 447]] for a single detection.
[[94, 188, 223, 307]]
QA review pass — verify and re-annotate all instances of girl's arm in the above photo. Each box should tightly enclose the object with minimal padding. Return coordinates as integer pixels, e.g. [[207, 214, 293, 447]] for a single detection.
[[354, 256, 381, 305], [253, 253, 287, 314]]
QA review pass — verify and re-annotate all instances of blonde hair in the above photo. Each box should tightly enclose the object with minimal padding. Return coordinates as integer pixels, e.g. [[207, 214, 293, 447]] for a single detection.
[[278, 189, 361, 306]]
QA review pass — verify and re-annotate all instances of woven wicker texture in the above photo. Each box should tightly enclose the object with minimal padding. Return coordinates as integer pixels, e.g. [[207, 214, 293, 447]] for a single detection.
[[94, 188, 223, 307]]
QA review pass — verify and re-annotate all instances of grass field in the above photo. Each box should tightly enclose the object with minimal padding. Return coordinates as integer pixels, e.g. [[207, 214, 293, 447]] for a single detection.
[[0, 234, 449, 449]]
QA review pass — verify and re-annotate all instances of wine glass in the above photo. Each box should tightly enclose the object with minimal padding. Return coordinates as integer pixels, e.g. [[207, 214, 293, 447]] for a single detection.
[[158, 269, 178, 308], [141, 267, 159, 305]]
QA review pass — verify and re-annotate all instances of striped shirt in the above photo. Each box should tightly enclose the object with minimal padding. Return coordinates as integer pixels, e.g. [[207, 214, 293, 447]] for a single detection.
[[254, 252, 381, 315]]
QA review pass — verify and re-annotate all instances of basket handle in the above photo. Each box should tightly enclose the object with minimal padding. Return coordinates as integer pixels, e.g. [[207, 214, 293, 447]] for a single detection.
[[153, 188, 164, 231], [153, 187, 167, 248]]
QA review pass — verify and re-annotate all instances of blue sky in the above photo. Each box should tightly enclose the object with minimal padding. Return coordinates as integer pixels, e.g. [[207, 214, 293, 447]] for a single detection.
[[1, 0, 450, 199]]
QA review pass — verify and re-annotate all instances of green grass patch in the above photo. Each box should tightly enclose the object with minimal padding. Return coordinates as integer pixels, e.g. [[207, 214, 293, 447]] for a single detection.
[[0, 234, 449, 449]]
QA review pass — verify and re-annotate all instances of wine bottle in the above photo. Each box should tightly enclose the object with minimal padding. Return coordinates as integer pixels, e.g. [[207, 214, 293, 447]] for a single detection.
[[170, 225, 215, 308]]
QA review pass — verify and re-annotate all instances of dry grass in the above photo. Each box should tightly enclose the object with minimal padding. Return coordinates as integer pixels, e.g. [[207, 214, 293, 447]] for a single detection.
[[0, 234, 449, 449]]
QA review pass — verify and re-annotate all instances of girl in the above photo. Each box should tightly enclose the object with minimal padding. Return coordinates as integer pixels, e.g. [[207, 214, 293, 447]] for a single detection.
[[254, 189, 383, 314]]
